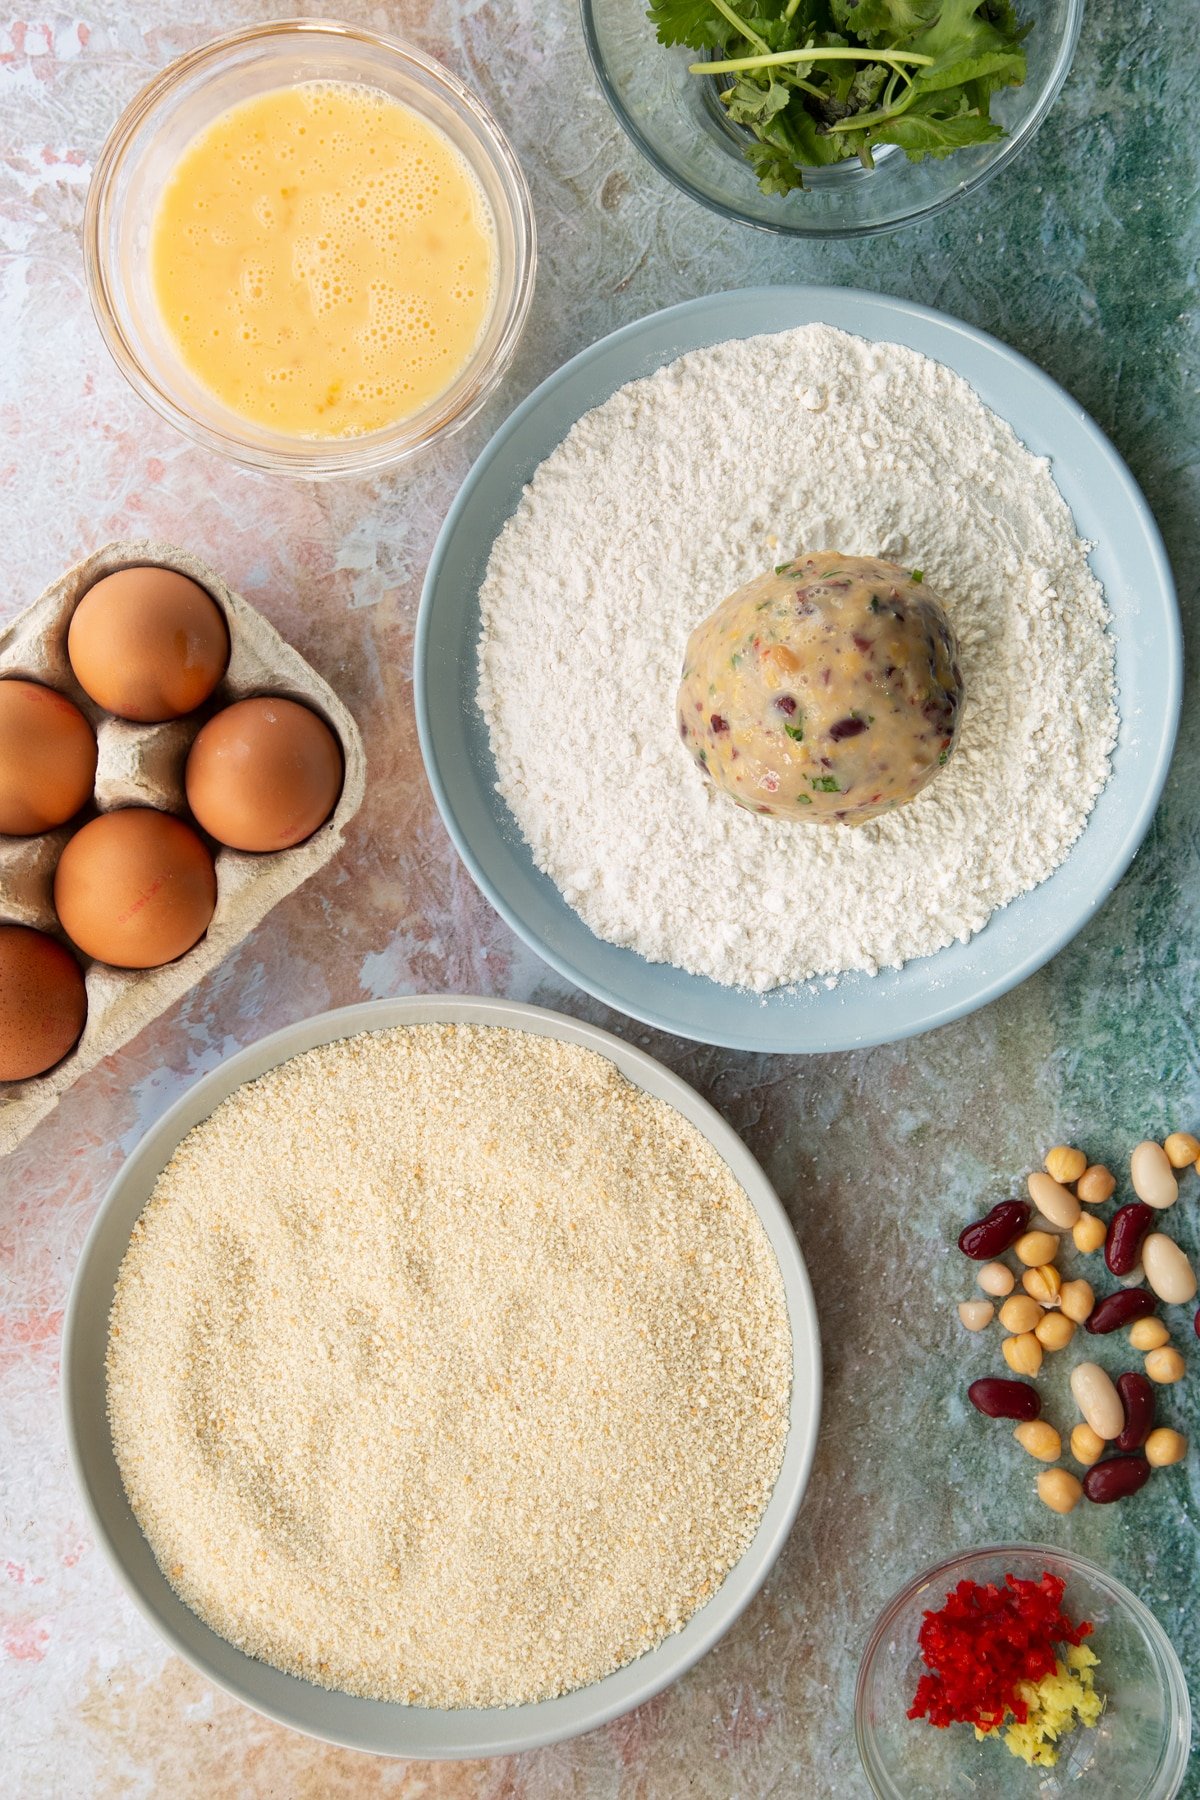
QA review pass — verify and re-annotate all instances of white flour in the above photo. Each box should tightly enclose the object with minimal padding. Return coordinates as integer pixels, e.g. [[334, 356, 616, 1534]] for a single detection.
[[478, 326, 1118, 992]]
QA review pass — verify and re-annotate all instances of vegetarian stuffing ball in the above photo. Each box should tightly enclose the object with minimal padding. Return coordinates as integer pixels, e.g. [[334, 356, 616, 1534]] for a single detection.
[[677, 550, 964, 824]]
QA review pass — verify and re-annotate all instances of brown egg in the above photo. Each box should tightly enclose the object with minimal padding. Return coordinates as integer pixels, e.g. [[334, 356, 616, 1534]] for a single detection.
[[0, 923, 87, 1080], [185, 697, 343, 852], [0, 678, 97, 835], [54, 808, 217, 968], [67, 566, 230, 721]]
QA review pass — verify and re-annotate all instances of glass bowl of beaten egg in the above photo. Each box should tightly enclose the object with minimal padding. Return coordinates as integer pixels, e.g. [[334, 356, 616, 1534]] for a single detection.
[[84, 19, 536, 476]]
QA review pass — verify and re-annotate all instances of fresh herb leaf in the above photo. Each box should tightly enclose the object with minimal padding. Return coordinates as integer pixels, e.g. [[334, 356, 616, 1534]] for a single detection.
[[911, 568, 923, 582], [784, 722, 804, 741], [810, 774, 841, 792]]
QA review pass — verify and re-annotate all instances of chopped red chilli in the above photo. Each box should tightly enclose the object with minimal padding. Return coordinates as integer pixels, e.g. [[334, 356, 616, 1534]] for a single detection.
[[908, 1573, 1093, 1733]]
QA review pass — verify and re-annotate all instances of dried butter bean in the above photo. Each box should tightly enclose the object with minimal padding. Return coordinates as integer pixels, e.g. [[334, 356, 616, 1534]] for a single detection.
[[1077, 1164, 1116, 1205], [1003, 1331, 1043, 1376], [1022, 1264, 1061, 1306], [1070, 1422, 1106, 1466], [1014, 1229, 1060, 1267], [1083, 1455, 1151, 1504], [1145, 1347, 1185, 1385], [1037, 1468, 1082, 1514], [958, 1200, 1032, 1260], [1073, 1214, 1107, 1254], [1035, 1311, 1075, 1352], [999, 1294, 1043, 1334], [1044, 1146, 1087, 1185], [1115, 1373, 1155, 1451], [968, 1377, 1041, 1421], [1070, 1362, 1124, 1439], [1060, 1279, 1095, 1324], [1130, 1140, 1178, 1209], [977, 1261, 1015, 1297], [1142, 1233, 1197, 1305], [1086, 1289, 1158, 1334], [957, 1300, 994, 1332], [1164, 1131, 1200, 1169], [1028, 1170, 1081, 1229], [1014, 1420, 1061, 1461], [1105, 1203, 1154, 1277], [1145, 1428, 1187, 1467], [1129, 1317, 1170, 1351]]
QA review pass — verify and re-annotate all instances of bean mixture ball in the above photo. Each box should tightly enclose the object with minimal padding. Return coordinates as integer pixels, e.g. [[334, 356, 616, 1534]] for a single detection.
[[677, 551, 964, 824]]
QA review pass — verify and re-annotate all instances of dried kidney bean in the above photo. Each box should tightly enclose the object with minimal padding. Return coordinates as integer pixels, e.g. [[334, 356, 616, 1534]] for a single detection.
[[1115, 1373, 1155, 1451], [1082, 1455, 1151, 1504], [958, 1201, 1032, 1260], [1085, 1288, 1159, 1334], [968, 1378, 1041, 1421], [1105, 1203, 1154, 1277]]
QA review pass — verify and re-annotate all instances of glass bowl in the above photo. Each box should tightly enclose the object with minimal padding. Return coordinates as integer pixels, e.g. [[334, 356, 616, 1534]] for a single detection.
[[855, 1545, 1192, 1800], [84, 19, 536, 477], [581, 0, 1084, 237]]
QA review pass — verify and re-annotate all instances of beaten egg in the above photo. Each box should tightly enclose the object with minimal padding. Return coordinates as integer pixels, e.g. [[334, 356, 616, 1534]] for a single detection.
[[0, 924, 87, 1080], [0, 679, 97, 835], [54, 807, 217, 968], [68, 566, 230, 722], [185, 697, 343, 852]]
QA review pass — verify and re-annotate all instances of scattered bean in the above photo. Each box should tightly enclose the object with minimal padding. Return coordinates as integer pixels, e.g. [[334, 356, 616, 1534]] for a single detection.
[[1060, 1279, 1095, 1324], [1044, 1146, 1087, 1185], [1037, 1468, 1083, 1514], [1163, 1131, 1200, 1169], [1105, 1203, 1154, 1277], [957, 1300, 994, 1332], [1142, 1233, 1197, 1305], [1022, 1264, 1062, 1306], [1014, 1229, 1060, 1267], [1035, 1311, 1075, 1353], [1014, 1419, 1062, 1462], [968, 1377, 1041, 1420], [1118, 1263, 1146, 1288], [1083, 1455, 1151, 1504], [977, 1261, 1015, 1298], [1077, 1164, 1116, 1205], [958, 1200, 1032, 1260], [999, 1294, 1043, 1335], [1114, 1373, 1155, 1451], [1070, 1362, 1124, 1439], [1086, 1289, 1158, 1334], [1070, 1422, 1106, 1466], [1145, 1346, 1186, 1385], [1003, 1331, 1044, 1376], [1130, 1140, 1178, 1209], [1073, 1213, 1107, 1255], [1028, 1170, 1081, 1229], [1129, 1317, 1170, 1351], [1145, 1428, 1188, 1468]]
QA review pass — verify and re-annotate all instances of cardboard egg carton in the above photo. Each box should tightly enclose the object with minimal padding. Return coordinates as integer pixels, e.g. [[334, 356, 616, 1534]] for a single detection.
[[0, 540, 366, 1155]]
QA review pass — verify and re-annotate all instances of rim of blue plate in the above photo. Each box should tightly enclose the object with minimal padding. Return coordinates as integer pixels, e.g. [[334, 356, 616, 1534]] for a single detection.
[[415, 286, 1181, 1054]]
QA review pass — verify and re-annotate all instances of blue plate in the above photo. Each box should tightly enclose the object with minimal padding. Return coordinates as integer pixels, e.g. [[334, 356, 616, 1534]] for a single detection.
[[415, 287, 1180, 1053]]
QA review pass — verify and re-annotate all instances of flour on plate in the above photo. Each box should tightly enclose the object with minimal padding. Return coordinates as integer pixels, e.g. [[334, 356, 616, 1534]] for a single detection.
[[478, 326, 1118, 992]]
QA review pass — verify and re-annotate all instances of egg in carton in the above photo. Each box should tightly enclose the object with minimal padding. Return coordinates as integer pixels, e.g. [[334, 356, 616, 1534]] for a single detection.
[[0, 539, 366, 1155]]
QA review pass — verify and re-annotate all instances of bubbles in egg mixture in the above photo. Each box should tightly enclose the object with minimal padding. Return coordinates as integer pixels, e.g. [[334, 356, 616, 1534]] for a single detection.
[[151, 81, 498, 438]]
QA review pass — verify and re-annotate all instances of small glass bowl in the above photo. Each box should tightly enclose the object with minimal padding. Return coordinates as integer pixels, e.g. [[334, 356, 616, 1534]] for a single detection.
[[856, 1545, 1192, 1800], [581, 0, 1084, 237], [84, 19, 536, 477]]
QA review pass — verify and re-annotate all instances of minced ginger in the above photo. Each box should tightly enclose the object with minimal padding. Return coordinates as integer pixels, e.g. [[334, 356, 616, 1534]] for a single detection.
[[976, 1644, 1105, 1767]]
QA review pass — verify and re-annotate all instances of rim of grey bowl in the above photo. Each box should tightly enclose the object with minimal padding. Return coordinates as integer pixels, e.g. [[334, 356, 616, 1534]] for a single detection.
[[578, 0, 1086, 239], [414, 285, 1181, 1054], [82, 18, 537, 477], [854, 1542, 1193, 1800], [62, 994, 822, 1758]]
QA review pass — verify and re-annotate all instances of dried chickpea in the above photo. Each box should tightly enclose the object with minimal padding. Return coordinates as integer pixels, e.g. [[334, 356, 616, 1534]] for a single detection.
[[1014, 1419, 1061, 1462], [1145, 1346, 1186, 1385], [1164, 1132, 1200, 1169], [1015, 1229, 1060, 1267], [1145, 1427, 1188, 1468], [999, 1294, 1043, 1335], [1073, 1213, 1107, 1254], [977, 1261, 1015, 1298], [1070, 1422, 1106, 1466], [957, 1300, 994, 1332], [1037, 1468, 1083, 1514], [1003, 1330, 1044, 1376], [1060, 1278, 1095, 1324], [1023, 1264, 1062, 1305], [1035, 1311, 1076, 1352], [1045, 1146, 1087, 1185], [1128, 1317, 1170, 1351], [1076, 1163, 1116, 1205]]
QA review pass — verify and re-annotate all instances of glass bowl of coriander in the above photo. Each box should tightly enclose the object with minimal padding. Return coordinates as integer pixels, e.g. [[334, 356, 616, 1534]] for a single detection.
[[580, 0, 1084, 236]]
